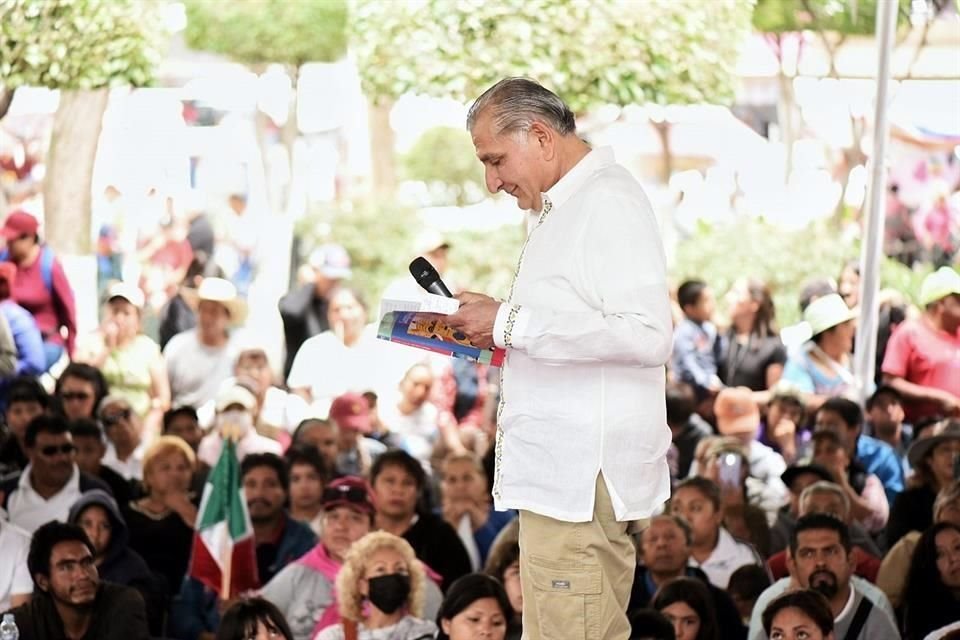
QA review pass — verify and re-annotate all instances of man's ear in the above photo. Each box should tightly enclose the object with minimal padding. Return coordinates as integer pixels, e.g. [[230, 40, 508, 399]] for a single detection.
[[528, 121, 556, 160], [785, 550, 796, 577], [35, 573, 50, 593]]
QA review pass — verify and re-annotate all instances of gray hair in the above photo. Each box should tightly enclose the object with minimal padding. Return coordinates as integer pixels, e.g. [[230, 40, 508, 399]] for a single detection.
[[466, 77, 576, 137], [640, 513, 694, 547], [799, 481, 850, 519]]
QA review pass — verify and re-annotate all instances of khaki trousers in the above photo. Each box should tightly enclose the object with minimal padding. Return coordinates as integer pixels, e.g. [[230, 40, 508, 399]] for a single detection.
[[518, 474, 636, 640]]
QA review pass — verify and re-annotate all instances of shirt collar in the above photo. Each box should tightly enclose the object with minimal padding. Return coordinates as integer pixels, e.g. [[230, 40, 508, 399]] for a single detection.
[[836, 585, 856, 622], [543, 146, 615, 212]]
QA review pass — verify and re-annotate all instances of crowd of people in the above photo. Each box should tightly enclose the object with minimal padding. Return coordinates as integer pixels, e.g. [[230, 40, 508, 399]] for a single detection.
[[0, 193, 958, 640]]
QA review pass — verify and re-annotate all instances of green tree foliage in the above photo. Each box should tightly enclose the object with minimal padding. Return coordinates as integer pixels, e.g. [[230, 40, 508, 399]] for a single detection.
[[183, 0, 348, 67], [402, 127, 486, 206], [752, 0, 908, 35], [0, 0, 164, 91], [351, 0, 755, 111], [674, 218, 931, 327]]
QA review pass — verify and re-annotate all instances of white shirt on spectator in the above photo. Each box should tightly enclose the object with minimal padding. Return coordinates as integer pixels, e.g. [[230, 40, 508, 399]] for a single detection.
[[687, 526, 764, 589], [379, 401, 440, 467], [102, 440, 148, 481], [197, 429, 282, 468], [164, 329, 245, 414], [0, 521, 32, 610], [260, 386, 310, 433], [490, 147, 673, 523], [6, 464, 84, 533]]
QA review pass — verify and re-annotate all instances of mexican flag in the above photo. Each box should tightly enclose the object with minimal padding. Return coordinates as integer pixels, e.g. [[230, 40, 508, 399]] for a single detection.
[[188, 439, 259, 598]]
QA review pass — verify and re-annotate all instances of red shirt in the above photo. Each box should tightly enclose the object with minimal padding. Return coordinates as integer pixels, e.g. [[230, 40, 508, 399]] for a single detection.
[[9, 248, 77, 354], [767, 546, 880, 583], [881, 318, 960, 422]]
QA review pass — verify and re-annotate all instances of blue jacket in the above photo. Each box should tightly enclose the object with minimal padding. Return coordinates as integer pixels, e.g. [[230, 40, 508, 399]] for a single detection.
[[671, 316, 723, 393], [170, 515, 316, 640], [856, 434, 904, 504]]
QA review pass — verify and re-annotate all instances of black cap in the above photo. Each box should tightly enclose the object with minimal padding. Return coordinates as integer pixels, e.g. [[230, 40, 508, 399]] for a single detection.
[[781, 462, 834, 490]]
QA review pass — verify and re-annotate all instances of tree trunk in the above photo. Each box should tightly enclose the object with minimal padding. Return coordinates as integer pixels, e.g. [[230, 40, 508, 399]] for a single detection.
[[653, 120, 673, 185], [777, 71, 796, 182], [43, 89, 109, 255], [369, 99, 396, 195], [0, 87, 15, 121]]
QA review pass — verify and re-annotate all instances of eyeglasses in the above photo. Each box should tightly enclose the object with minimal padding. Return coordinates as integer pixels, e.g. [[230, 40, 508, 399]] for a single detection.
[[101, 408, 132, 426], [39, 443, 77, 457], [61, 392, 92, 402]]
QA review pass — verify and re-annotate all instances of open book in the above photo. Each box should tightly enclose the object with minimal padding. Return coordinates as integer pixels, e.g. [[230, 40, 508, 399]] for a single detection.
[[377, 295, 506, 367]]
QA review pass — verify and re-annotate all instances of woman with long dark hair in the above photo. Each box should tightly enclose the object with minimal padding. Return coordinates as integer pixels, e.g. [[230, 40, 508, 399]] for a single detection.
[[217, 597, 294, 640], [651, 577, 721, 640], [721, 278, 786, 393], [902, 522, 960, 640], [437, 573, 513, 640]]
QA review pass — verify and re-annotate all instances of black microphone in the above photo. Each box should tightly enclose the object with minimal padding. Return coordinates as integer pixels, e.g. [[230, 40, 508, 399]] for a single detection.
[[409, 256, 453, 297]]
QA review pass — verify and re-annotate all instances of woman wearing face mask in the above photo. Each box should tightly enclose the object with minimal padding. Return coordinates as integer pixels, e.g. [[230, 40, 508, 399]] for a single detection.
[[315, 531, 436, 640], [196, 380, 282, 468], [437, 573, 513, 640]]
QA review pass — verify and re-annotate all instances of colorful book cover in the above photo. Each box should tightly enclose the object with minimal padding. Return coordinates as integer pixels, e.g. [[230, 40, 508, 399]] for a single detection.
[[377, 311, 505, 367]]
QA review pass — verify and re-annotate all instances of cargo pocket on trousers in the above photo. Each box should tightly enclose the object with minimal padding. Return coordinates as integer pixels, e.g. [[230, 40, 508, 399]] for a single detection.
[[527, 554, 602, 640]]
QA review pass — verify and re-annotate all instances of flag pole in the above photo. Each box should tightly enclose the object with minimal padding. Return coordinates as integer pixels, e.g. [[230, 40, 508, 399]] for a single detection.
[[221, 544, 232, 599]]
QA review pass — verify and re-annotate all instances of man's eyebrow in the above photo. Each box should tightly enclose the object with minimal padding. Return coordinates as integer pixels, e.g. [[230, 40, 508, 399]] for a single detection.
[[478, 153, 502, 163]]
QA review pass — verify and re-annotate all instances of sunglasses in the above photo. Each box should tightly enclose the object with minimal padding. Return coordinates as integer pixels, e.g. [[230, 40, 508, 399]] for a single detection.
[[322, 485, 371, 506], [61, 392, 92, 402], [40, 443, 76, 457], [101, 408, 132, 426]]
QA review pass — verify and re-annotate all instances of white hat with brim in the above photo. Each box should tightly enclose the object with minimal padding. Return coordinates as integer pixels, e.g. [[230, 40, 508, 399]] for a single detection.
[[803, 293, 857, 337], [183, 277, 247, 326], [105, 281, 145, 310], [215, 383, 258, 413], [919, 266, 960, 307]]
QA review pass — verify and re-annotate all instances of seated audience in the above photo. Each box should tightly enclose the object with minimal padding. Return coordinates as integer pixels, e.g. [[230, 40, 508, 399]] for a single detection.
[[672, 279, 723, 403], [98, 394, 147, 482], [781, 293, 857, 404], [261, 477, 376, 640], [316, 531, 437, 640], [880, 266, 960, 424], [888, 419, 960, 548], [291, 418, 341, 474], [67, 489, 164, 634], [3, 521, 149, 639], [437, 573, 513, 640], [669, 477, 764, 589], [372, 449, 472, 591], [748, 514, 899, 640], [54, 363, 108, 422], [865, 385, 911, 471], [902, 522, 960, 640], [216, 597, 295, 640], [878, 480, 960, 608], [379, 364, 442, 467], [651, 577, 721, 640], [439, 451, 514, 570], [720, 277, 786, 393], [813, 396, 904, 505], [0, 518, 31, 611], [285, 444, 330, 535], [810, 430, 888, 534], [483, 532, 522, 640], [173, 453, 316, 639], [69, 418, 135, 506], [197, 380, 282, 468], [0, 377, 50, 476], [126, 435, 198, 599], [0, 261, 44, 380], [757, 386, 808, 466], [628, 609, 676, 640], [760, 590, 834, 640], [233, 341, 308, 439], [329, 392, 387, 477], [766, 481, 881, 582], [75, 281, 169, 438], [1, 414, 110, 533], [727, 565, 771, 626], [770, 462, 833, 555], [626, 514, 746, 639], [666, 380, 712, 480], [163, 404, 204, 454]]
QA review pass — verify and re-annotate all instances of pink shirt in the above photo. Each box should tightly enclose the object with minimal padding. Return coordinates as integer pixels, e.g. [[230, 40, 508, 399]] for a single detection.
[[8, 249, 77, 354], [881, 318, 960, 422]]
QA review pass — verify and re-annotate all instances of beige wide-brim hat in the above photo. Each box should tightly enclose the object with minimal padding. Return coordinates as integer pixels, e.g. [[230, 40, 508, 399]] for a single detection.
[[183, 277, 247, 326], [803, 293, 857, 337]]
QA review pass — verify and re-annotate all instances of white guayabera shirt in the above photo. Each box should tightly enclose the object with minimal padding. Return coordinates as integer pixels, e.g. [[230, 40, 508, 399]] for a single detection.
[[491, 147, 674, 523]]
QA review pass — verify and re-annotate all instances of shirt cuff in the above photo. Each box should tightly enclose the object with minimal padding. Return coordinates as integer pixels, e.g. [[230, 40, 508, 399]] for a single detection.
[[493, 303, 531, 350]]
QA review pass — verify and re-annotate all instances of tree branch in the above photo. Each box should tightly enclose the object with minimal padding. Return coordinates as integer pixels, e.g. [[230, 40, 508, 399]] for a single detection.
[[0, 87, 15, 121]]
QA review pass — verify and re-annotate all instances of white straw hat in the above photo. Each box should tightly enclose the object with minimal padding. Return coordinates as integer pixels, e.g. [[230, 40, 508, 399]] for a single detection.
[[803, 293, 857, 336]]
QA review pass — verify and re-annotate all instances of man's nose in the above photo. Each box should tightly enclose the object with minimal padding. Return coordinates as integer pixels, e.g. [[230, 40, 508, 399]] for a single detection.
[[485, 168, 501, 194]]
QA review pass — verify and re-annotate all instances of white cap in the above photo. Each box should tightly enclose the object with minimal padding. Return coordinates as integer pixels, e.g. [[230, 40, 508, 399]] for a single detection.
[[105, 281, 145, 309]]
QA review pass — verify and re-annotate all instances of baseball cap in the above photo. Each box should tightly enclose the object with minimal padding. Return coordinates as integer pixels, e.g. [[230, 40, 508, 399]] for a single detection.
[[780, 462, 834, 491], [308, 244, 352, 280], [1, 210, 39, 241], [328, 392, 371, 433], [322, 476, 376, 515], [105, 281, 145, 309], [216, 382, 258, 413], [919, 266, 960, 306], [715, 387, 760, 436]]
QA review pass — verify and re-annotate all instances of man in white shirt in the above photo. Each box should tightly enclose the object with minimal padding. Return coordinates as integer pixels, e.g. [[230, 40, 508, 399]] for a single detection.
[[0, 520, 32, 610], [0, 415, 111, 533], [197, 380, 282, 468], [446, 78, 673, 640], [97, 395, 147, 481]]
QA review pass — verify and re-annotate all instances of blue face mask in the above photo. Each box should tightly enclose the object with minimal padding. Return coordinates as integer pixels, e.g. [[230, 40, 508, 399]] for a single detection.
[[367, 573, 411, 614]]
